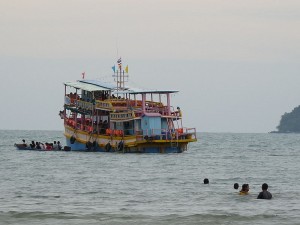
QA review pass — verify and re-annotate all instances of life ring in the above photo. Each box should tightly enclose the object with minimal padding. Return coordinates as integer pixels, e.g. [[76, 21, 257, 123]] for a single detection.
[[177, 128, 183, 134], [70, 135, 76, 144]]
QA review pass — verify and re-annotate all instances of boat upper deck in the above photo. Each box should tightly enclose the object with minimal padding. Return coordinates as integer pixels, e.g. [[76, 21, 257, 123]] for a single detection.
[[64, 79, 181, 118]]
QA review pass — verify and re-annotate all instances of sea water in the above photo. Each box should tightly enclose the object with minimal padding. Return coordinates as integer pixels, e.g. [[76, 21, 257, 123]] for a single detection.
[[0, 130, 300, 225]]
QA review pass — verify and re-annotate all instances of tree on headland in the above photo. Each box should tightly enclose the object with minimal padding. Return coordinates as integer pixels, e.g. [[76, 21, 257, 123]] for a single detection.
[[276, 105, 300, 133]]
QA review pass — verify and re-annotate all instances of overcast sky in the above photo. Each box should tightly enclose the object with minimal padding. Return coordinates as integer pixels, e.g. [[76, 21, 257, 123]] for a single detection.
[[0, 0, 299, 133]]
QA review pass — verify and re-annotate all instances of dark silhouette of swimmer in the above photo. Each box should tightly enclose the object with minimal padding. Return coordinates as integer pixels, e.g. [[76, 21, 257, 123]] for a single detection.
[[257, 183, 272, 199], [203, 178, 209, 184], [234, 183, 239, 190]]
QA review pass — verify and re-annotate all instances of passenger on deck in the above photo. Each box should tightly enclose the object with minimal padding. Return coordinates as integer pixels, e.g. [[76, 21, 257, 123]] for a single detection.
[[101, 92, 106, 100], [98, 120, 104, 134], [36, 142, 41, 149], [53, 141, 58, 150], [57, 141, 62, 150], [30, 141, 36, 149], [40, 142, 45, 150], [45, 143, 52, 150], [103, 120, 108, 130], [177, 107, 182, 117]]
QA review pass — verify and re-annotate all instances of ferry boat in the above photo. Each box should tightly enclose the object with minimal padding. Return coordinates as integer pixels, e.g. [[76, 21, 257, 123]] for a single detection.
[[61, 59, 197, 153]]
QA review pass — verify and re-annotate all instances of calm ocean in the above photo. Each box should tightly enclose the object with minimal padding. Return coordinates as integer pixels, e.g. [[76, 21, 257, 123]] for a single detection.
[[1, 130, 300, 225]]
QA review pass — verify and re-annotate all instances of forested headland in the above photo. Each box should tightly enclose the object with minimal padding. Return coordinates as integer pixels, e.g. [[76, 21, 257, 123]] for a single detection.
[[275, 105, 300, 133]]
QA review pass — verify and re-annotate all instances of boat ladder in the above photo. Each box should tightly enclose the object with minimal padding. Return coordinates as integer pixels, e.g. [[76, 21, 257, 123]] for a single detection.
[[167, 118, 178, 148], [170, 133, 178, 148]]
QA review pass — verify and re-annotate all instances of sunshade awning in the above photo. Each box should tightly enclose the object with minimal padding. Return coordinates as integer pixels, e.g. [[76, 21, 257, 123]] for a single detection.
[[64, 81, 111, 92]]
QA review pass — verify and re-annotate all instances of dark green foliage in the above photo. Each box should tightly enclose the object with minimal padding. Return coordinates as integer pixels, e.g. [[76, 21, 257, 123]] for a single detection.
[[277, 106, 300, 133]]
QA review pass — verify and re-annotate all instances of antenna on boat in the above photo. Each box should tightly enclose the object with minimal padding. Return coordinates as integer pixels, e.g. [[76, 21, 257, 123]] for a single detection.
[[116, 40, 119, 60], [112, 57, 129, 91]]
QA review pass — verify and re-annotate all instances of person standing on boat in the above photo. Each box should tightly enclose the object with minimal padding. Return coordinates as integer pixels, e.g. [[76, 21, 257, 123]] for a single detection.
[[177, 107, 182, 117]]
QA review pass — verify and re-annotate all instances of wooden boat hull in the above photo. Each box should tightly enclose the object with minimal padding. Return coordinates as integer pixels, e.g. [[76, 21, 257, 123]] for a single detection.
[[64, 126, 197, 153]]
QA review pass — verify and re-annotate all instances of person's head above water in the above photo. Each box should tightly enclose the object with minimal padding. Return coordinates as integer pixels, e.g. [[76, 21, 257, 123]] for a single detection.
[[262, 183, 268, 190], [241, 184, 249, 192], [203, 178, 209, 184], [234, 183, 239, 190]]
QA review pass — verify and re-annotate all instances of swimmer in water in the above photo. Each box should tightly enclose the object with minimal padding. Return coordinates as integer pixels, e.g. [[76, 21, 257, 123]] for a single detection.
[[239, 184, 249, 195], [203, 178, 209, 184], [257, 183, 272, 199], [234, 183, 239, 190]]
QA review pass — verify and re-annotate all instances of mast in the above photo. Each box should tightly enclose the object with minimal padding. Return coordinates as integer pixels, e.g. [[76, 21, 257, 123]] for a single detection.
[[113, 57, 129, 91]]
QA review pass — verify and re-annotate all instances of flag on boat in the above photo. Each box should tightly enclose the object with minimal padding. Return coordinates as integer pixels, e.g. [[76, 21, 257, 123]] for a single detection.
[[82, 72, 85, 79], [125, 65, 128, 73], [112, 65, 116, 73], [117, 57, 122, 69]]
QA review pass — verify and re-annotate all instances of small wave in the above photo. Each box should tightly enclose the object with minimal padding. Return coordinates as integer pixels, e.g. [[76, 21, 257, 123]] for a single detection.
[[248, 144, 264, 148], [0, 211, 75, 219], [30, 195, 61, 199]]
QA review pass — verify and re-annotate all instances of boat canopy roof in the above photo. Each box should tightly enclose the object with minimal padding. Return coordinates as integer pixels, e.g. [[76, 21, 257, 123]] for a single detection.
[[80, 80, 116, 89], [65, 79, 178, 94], [64, 81, 111, 92], [113, 89, 178, 94]]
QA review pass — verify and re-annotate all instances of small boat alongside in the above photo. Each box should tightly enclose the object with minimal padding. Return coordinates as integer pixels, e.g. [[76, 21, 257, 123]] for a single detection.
[[14, 143, 38, 151], [14, 144, 68, 151], [14, 140, 67, 151]]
